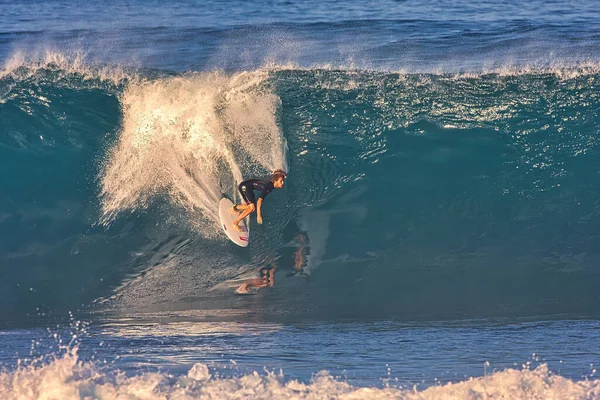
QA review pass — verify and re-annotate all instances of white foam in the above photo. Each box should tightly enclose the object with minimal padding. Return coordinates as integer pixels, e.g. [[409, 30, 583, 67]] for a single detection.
[[99, 70, 288, 232], [187, 363, 211, 382], [1, 351, 599, 400]]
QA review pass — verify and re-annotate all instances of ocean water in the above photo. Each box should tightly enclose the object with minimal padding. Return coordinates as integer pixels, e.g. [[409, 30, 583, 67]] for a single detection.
[[2, 0, 600, 398]]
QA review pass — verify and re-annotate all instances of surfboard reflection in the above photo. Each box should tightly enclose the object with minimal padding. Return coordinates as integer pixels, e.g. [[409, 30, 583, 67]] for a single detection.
[[235, 229, 310, 295], [235, 265, 276, 294]]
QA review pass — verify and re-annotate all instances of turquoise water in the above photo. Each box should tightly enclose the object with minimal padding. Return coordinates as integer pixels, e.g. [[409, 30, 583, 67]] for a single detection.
[[1, 0, 600, 398]]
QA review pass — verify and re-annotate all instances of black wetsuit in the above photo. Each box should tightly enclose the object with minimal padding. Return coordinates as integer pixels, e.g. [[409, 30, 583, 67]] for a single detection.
[[238, 179, 275, 205]]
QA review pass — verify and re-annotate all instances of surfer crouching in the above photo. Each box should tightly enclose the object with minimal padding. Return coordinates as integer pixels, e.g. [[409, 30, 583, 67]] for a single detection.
[[231, 170, 287, 231]]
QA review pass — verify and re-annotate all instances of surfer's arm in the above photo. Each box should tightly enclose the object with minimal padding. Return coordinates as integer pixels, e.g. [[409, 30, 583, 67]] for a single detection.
[[256, 198, 263, 224]]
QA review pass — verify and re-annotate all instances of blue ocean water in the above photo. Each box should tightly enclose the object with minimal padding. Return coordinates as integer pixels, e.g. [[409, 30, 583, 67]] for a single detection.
[[2, 0, 600, 398]]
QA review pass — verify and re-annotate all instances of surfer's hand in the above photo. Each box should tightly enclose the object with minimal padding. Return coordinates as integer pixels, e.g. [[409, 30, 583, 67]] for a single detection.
[[257, 215, 263, 224]]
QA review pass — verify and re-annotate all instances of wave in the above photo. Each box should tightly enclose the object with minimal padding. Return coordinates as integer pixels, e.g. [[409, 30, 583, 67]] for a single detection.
[[2, 53, 600, 325], [1, 349, 598, 400]]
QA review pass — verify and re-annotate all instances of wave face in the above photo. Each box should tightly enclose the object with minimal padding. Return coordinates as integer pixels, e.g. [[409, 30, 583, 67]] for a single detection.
[[2, 54, 600, 325]]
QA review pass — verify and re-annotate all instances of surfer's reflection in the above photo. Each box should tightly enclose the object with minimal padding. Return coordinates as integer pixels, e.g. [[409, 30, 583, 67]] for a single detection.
[[235, 229, 310, 294], [235, 265, 276, 294]]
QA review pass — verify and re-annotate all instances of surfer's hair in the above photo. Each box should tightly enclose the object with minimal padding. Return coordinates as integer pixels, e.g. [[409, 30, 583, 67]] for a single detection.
[[271, 170, 287, 181]]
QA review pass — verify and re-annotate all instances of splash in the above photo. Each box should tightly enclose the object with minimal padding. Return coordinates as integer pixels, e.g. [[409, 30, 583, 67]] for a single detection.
[[1, 352, 599, 400], [99, 70, 288, 230], [0, 50, 133, 86]]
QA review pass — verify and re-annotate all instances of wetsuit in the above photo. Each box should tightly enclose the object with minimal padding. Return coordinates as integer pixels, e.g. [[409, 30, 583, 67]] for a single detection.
[[238, 179, 275, 205]]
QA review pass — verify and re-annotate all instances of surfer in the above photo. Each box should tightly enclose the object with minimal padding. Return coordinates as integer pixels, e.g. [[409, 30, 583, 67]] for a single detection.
[[231, 170, 287, 232]]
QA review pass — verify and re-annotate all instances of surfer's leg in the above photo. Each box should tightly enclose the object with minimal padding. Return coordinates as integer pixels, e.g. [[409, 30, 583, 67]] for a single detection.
[[238, 184, 256, 207], [232, 183, 256, 230], [231, 203, 251, 213], [232, 203, 255, 231]]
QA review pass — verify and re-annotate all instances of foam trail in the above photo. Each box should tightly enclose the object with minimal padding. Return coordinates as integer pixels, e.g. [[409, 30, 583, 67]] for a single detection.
[[100, 70, 288, 231]]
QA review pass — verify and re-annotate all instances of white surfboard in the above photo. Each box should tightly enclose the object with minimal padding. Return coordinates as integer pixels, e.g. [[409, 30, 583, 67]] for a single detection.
[[218, 198, 249, 247]]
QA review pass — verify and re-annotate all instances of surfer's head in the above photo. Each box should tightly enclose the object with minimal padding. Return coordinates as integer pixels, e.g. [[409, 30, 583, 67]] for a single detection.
[[271, 170, 287, 188]]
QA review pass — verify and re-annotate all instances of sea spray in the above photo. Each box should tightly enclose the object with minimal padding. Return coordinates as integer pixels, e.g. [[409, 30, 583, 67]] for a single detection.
[[100, 70, 288, 231]]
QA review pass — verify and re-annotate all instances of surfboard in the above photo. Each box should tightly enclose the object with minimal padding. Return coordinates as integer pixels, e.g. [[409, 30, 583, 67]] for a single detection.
[[218, 198, 249, 247]]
